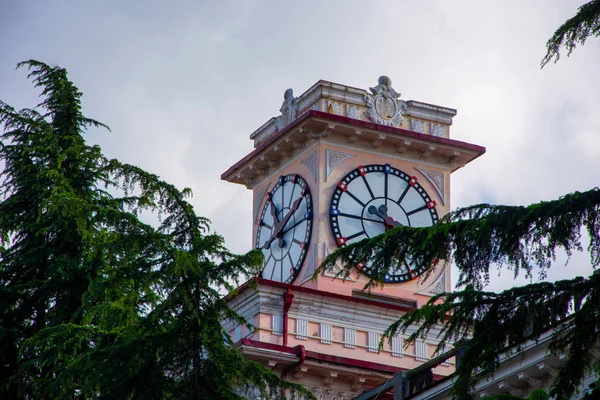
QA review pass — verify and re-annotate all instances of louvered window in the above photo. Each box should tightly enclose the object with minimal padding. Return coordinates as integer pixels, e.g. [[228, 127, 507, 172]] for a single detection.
[[368, 332, 380, 353], [344, 328, 356, 349], [296, 319, 308, 340], [272, 315, 283, 336], [320, 323, 332, 344], [391, 336, 403, 357]]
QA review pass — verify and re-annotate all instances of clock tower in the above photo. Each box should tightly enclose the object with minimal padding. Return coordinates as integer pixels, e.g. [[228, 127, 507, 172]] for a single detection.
[[222, 77, 485, 399]]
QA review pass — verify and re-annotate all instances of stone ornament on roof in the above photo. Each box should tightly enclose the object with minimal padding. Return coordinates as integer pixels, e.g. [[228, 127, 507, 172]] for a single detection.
[[364, 75, 407, 127], [275, 88, 299, 131]]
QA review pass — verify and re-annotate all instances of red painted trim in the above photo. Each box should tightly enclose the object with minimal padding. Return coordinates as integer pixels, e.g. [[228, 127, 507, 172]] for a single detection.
[[281, 344, 306, 380], [240, 339, 404, 374], [221, 110, 486, 181], [282, 289, 294, 347]]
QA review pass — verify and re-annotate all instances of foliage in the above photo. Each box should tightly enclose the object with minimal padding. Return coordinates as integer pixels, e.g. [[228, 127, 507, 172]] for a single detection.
[[318, 188, 600, 399], [0, 61, 313, 399], [542, 0, 600, 66]]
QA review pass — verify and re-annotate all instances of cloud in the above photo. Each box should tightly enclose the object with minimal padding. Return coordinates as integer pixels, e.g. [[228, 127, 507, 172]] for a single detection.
[[0, 0, 596, 290]]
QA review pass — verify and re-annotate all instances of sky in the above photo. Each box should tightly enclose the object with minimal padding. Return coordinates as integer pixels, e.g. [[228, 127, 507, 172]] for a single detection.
[[1, 0, 598, 292]]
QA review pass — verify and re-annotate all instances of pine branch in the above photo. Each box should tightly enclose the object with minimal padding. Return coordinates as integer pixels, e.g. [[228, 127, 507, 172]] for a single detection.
[[541, 0, 600, 67]]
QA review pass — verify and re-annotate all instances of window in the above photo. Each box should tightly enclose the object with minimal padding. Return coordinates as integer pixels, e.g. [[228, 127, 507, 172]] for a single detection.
[[392, 336, 403, 357], [296, 319, 308, 340], [320, 323, 332, 344], [344, 328, 356, 349], [415, 340, 427, 361], [368, 332, 380, 353], [272, 315, 283, 336]]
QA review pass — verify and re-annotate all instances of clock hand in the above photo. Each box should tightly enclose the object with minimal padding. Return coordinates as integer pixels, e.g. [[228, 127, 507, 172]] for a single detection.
[[270, 201, 279, 224], [262, 197, 303, 249], [275, 197, 302, 235], [280, 213, 310, 236], [379, 205, 402, 231], [368, 205, 388, 220]]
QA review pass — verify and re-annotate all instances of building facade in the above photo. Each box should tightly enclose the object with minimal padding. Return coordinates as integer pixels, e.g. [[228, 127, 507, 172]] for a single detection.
[[222, 76, 485, 399]]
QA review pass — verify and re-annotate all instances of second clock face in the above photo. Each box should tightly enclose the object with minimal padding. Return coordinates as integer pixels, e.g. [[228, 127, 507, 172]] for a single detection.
[[255, 174, 313, 284], [329, 164, 439, 282]]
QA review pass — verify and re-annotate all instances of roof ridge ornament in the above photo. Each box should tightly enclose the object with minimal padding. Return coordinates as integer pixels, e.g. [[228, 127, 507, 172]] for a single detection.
[[275, 88, 299, 131], [364, 76, 407, 127]]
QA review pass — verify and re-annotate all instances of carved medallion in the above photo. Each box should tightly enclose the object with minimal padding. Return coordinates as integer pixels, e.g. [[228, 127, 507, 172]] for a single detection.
[[364, 76, 407, 127]]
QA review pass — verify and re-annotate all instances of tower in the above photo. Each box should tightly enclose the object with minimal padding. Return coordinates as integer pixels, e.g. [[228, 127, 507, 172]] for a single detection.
[[222, 77, 485, 399]]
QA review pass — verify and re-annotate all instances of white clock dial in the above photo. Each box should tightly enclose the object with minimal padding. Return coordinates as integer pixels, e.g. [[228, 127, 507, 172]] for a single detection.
[[329, 164, 439, 283], [255, 174, 313, 284]]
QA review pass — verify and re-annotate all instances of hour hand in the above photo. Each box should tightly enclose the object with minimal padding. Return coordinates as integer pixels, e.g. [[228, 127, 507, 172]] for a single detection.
[[270, 201, 279, 223], [368, 205, 387, 220]]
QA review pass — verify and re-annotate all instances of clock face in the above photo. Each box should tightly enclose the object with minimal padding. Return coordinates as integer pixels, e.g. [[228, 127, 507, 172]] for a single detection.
[[329, 164, 439, 283], [255, 174, 313, 284]]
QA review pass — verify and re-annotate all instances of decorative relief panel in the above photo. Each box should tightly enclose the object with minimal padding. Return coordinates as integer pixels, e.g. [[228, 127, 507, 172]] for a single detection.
[[253, 184, 270, 220], [416, 167, 445, 205], [325, 149, 355, 181], [364, 75, 407, 127], [411, 118, 426, 133], [299, 244, 317, 285], [346, 105, 360, 120], [312, 388, 352, 400], [322, 245, 355, 281], [328, 102, 341, 115], [431, 123, 445, 137], [311, 101, 321, 111], [416, 266, 447, 297], [301, 151, 318, 183]]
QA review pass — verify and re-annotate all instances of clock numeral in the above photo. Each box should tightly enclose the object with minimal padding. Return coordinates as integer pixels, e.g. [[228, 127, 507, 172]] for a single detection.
[[304, 211, 311, 219], [336, 237, 348, 245], [291, 174, 298, 183], [266, 192, 272, 201], [330, 208, 340, 216], [357, 164, 367, 176], [337, 181, 348, 192], [427, 200, 437, 209], [299, 241, 307, 249], [289, 267, 296, 277], [301, 186, 308, 196], [384, 163, 391, 174], [279, 175, 285, 185], [409, 176, 418, 186]]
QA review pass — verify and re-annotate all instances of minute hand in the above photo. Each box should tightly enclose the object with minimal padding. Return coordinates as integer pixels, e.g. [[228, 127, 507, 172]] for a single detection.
[[275, 197, 302, 235]]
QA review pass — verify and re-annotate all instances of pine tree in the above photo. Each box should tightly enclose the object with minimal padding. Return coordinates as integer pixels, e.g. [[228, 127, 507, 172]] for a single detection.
[[0, 61, 312, 399]]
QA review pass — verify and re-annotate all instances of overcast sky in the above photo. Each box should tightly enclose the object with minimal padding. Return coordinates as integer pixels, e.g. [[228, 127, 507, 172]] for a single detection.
[[1, 1, 598, 292]]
